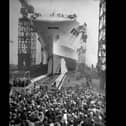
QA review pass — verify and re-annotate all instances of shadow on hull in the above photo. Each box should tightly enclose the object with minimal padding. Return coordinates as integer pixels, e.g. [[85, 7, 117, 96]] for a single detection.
[[29, 64, 48, 78]]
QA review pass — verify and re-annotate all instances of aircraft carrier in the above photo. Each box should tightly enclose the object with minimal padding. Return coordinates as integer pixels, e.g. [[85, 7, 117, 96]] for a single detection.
[[9, 0, 89, 91], [9, 0, 105, 94], [9, 1, 106, 126]]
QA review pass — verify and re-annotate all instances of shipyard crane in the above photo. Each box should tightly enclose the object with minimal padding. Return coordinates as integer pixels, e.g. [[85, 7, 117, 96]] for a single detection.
[[19, 0, 34, 15], [19, 0, 41, 19]]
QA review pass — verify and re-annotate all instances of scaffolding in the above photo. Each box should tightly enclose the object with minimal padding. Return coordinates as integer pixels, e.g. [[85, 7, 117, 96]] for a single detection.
[[97, 0, 106, 90], [18, 17, 36, 70]]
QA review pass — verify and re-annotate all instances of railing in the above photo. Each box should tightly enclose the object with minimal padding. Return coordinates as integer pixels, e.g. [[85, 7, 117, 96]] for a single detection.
[[33, 12, 77, 20]]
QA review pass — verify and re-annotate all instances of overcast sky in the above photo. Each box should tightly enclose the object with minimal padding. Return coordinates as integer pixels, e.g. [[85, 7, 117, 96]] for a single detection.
[[9, 0, 99, 67]]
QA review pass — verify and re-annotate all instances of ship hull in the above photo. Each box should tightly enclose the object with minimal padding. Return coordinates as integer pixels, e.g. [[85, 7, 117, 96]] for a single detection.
[[33, 19, 81, 74]]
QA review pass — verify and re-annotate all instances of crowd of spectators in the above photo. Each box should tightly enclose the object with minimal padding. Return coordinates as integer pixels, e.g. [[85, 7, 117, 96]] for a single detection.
[[9, 82, 106, 126], [11, 78, 31, 87]]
